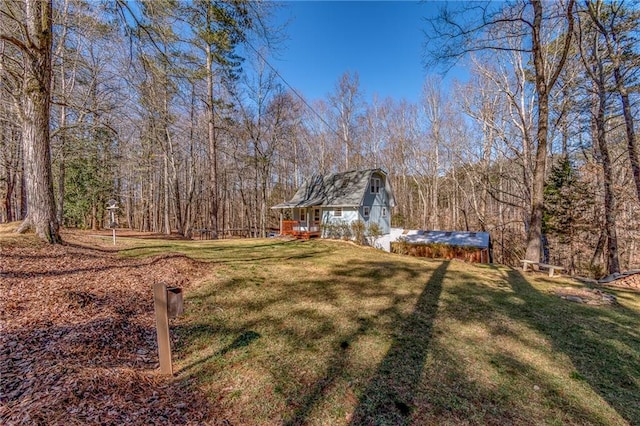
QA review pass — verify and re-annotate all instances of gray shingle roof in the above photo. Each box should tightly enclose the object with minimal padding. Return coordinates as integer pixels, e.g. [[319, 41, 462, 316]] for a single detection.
[[272, 169, 395, 209]]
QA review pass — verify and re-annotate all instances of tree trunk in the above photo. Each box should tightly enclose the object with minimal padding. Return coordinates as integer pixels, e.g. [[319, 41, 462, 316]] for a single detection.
[[593, 86, 620, 274], [162, 73, 172, 235], [588, 0, 640, 204], [524, 2, 548, 264], [4, 160, 15, 222], [56, 100, 66, 225], [524, 0, 574, 263], [15, 0, 61, 243], [0, 44, 15, 223], [581, 0, 620, 274], [612, 68, 640, 204], [163, 152, 171, 235], [206, 45, 219, 237]]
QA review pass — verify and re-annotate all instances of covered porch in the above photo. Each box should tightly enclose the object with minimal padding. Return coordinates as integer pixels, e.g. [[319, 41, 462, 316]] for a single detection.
[[272, 204, 322, 239], [280, 220, 321, 239]]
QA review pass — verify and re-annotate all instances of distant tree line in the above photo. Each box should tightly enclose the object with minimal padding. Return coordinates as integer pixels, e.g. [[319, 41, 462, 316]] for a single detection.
[[1, 0, 638, 277]]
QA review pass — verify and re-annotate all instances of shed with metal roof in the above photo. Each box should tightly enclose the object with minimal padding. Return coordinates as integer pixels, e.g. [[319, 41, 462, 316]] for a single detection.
[[391, 230, 492, 263]]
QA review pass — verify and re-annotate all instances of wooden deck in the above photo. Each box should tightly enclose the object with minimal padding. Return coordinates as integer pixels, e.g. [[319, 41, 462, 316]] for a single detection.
[[281, 220, 321, 239]]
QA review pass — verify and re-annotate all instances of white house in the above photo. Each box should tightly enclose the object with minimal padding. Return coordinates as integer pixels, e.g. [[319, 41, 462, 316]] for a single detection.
[[271, 168, 396, 239]]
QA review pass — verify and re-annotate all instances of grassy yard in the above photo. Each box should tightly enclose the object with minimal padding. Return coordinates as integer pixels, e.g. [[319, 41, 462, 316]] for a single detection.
[[119, 237, 640, 426]]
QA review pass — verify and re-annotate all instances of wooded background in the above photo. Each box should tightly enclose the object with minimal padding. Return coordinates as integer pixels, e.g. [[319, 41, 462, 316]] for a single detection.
[[1, 0, 638, 277]]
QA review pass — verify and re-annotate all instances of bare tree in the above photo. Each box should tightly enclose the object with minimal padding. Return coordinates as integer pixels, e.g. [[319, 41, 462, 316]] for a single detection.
[[585, 0, 640, 203], [329, 72, 362, 171], [0, 38, 23, 223], [426, 0, 576, 263], [577, 0, 622, 273], [183, 0, 256, 237], [422, 78, 445, 230], [1, 0, 60, 242]]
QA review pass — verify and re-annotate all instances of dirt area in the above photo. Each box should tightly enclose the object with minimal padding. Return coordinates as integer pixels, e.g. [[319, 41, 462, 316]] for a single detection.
[[1, 229, 214, 425], [551, 286, 618, 305]]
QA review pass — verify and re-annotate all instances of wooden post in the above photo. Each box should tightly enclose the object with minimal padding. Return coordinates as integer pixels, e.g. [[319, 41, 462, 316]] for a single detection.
[[153, 282, 172, 375], [108, 206, 117, 245]]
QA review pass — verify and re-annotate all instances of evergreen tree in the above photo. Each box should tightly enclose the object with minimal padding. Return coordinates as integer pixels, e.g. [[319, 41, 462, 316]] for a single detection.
[[543, 156, 593, 273]]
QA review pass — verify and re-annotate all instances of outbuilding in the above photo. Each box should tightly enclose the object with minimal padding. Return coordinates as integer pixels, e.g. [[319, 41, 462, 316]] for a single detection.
[[390, 229, 492, 263]]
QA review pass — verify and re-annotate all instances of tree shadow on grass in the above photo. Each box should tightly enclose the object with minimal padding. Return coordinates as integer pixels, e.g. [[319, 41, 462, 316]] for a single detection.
[[501, 268, 640, 424], [282, 316, 373, 426], [181, 256, 437, 425], [177, 328, 262, 375], [348, 261, 450, 425]]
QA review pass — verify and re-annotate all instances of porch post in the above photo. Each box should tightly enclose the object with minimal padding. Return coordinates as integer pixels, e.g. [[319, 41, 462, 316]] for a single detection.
[[279, 212, 283, 235]]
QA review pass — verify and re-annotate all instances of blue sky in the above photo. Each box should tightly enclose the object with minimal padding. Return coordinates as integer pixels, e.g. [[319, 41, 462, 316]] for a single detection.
[[270, 1, 459, 104]]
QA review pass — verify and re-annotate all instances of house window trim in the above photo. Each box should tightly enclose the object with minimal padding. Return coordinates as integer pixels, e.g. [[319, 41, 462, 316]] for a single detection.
[[382, 207, 387, 217], [363, 206, 370, 218], [370, 177, 381, 194], [334, 207, 342, 217]]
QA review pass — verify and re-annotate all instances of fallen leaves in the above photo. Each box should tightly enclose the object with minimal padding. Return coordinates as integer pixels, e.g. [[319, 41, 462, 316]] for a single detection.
[[0, 231, 214, 425]]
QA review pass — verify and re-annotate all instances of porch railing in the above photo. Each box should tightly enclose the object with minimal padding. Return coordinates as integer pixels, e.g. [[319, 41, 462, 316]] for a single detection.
[[281, 220, 320, 236]]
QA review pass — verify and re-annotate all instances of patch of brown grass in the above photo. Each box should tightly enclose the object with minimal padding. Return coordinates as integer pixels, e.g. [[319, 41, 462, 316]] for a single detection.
[[0, 222, 44, 248]]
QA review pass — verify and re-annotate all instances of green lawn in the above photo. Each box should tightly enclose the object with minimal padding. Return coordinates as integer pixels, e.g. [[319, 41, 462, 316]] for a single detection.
[[124, 238, 640, 425]]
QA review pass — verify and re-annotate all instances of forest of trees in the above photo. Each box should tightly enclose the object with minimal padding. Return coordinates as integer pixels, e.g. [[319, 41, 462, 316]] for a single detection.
[[1, 0, 638, 277]]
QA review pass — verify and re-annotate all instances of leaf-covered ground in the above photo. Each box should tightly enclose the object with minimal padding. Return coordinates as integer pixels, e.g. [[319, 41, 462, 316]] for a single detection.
[[0, 228, 214, 425], [2, 226, 639, 426]]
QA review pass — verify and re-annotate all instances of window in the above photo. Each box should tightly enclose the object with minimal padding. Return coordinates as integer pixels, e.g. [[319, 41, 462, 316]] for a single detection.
[[314, 208, 321, 222], [363, 206, 370, 218], [370, 177, 380, 194], [299, 208, 306, 221], [382, 207, 387, 217], [334, 208, 342, 217]]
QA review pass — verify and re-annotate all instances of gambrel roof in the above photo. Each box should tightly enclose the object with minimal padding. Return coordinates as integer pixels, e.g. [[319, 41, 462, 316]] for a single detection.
[[272, 168, 396, 209]]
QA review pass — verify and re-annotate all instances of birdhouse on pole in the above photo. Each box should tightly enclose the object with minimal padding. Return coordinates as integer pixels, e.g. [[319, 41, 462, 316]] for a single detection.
[[106, 199, 119, 244]]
